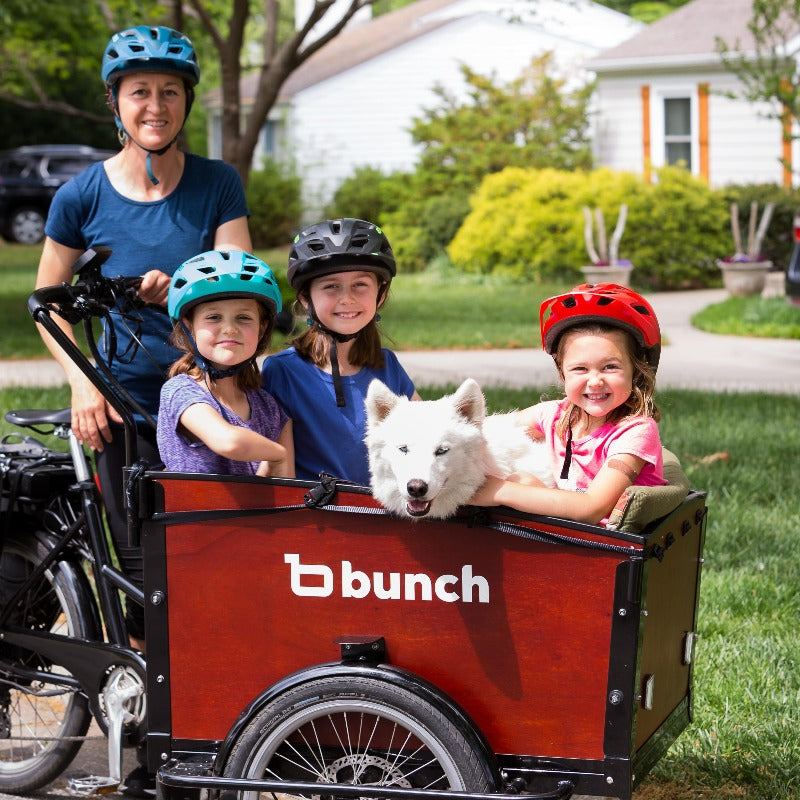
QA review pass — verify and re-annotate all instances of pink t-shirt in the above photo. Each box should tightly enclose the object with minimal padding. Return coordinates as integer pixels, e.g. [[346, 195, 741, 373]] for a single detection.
[[530, 398, 667, 491]]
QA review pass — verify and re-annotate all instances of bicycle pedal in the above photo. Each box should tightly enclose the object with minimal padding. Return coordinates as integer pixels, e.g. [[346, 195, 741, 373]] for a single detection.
[[66, 775, 120, 796]]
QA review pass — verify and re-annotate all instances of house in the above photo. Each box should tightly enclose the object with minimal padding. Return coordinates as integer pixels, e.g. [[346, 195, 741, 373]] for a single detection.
[[204, 0, 642, 216], [588, 0, 800, 188]]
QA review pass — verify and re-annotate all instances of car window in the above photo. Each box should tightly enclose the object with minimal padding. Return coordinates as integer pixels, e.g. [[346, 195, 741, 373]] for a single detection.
[[45, 157, 97, 179], [0, 158, 35, 178]]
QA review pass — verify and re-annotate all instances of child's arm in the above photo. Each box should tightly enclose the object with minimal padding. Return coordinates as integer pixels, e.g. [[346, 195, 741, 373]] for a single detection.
[[179, 403, 288, 466], [256, 420, 295, 478], [470, 453, 645, 524]]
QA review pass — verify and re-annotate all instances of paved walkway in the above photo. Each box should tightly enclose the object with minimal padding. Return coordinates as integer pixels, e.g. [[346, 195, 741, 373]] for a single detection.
[[2, 289, 798, 394]]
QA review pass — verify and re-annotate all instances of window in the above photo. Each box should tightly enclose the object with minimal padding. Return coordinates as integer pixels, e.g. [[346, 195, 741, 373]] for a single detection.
[[664, 97, 692, 169]]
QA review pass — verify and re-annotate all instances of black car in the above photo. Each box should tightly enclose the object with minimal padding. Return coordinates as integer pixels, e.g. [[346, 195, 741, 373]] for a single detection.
[[0, 144, 115, 244]]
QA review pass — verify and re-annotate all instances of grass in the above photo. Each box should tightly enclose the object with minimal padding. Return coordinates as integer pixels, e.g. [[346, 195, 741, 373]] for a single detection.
[[2, 383, 799, 799], [693, 295, 800, 339]]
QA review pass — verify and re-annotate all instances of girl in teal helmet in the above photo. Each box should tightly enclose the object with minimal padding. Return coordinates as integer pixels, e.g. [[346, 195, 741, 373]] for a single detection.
[[157, 250, 294, 478]]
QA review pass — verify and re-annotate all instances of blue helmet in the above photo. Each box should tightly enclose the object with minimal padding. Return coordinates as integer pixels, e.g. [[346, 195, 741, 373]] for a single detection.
[[168, 250, 283, 323], [102, 26, 200, 87]]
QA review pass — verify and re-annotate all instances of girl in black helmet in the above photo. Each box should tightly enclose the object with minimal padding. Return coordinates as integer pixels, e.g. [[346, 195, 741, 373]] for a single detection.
[[262, 218, 420, 485]]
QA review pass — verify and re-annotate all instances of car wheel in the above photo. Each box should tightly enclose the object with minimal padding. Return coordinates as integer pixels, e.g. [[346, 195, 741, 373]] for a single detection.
[[8, 207, 46, 244]]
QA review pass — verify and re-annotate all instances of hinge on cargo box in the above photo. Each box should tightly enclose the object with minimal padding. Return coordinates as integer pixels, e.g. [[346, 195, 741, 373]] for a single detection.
[[683, 631, 696, 665], [335, 635, 386, 663]]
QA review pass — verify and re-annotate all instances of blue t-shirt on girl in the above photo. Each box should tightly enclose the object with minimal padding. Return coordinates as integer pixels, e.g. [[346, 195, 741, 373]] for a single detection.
[[261, 347, 415, 485], [157, 374, 288, 476], [45, 153, 249, 417]]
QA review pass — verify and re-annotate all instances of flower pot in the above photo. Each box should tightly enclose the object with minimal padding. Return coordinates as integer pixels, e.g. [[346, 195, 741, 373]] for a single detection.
[[580, 263, 633, 287], [716, 260, 771, 297]]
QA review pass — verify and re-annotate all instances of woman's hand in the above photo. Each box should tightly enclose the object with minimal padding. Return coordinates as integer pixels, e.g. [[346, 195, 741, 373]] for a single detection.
[[138, 269, 171, 306], [70, 376, 123, 452]]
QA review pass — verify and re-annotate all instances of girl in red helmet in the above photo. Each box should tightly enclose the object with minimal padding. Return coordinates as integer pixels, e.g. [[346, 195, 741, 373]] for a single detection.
[[471, 283, 667, 526]]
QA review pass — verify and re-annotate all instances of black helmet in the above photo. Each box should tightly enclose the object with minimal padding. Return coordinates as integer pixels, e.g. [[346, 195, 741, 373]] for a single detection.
[[287, 218, 396, 291]]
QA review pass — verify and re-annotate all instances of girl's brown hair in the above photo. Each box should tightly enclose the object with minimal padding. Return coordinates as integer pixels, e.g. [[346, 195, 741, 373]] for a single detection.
[[167, 301, 275, 391], [553, 323, 660, 442]]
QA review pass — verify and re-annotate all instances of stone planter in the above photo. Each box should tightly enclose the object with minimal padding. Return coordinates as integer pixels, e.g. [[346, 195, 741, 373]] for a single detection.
[[716, 260, 771, 297], [580, 263, 633, 287]]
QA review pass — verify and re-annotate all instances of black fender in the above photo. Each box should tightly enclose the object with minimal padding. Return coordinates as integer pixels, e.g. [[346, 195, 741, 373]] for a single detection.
[[212, 660, 500, 789]]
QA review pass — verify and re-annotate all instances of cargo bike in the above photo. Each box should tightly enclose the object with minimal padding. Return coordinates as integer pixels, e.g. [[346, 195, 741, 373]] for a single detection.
[[0, 251, 707, 800]]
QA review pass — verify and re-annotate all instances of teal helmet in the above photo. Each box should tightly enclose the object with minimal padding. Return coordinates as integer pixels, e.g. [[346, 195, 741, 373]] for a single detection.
[[168, 250, 282, 323], [102, 26, 200, 87]]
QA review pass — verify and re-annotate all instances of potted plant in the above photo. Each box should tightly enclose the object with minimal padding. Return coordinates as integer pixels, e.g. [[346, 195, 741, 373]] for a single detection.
[[580, 204, 633, 286], [717, 201, 774, 296]]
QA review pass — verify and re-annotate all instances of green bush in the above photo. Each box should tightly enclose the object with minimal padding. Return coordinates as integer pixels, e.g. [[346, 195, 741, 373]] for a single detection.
[[448, 166, 731, 289], [324, 166, 411, 222], [246, 159, 303, 248]]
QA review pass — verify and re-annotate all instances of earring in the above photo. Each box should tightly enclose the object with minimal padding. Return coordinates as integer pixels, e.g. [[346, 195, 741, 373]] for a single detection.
[[117, 128, 128, 147], [306, 316, 313, 327], [375, 313, 382, 323]]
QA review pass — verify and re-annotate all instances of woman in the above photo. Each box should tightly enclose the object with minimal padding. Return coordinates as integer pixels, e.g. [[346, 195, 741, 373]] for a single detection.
[[35, 25, 252, 655]]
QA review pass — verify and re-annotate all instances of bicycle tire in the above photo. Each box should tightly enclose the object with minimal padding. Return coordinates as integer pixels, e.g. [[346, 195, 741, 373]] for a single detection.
[[221, 675, 495, 800], [0, 531, 96, 793]]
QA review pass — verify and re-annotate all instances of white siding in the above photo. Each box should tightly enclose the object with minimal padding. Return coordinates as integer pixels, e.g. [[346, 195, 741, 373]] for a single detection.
[[285, 4, 640, 217], [593, 67, 787, 187]]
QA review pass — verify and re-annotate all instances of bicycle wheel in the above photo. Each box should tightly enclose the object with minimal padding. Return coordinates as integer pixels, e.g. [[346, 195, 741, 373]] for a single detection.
[[221, 675, 495, 800], [0, 530, 96, 793]]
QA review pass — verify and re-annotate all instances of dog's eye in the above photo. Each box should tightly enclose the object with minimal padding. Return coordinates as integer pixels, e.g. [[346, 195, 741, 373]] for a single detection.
[[434, 447, 449, 456], [398, 445, 408, 454]]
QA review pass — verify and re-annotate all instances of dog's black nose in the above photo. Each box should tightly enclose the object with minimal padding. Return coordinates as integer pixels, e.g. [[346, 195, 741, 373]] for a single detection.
[[407, 479, 429, 498]]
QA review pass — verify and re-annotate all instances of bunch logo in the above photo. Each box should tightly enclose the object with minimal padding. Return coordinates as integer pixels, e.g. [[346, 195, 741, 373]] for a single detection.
[[284, 554, 490, 603]]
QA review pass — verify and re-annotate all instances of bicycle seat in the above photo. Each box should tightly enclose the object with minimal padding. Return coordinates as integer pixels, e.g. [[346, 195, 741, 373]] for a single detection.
[[5, 408, 72, 428]]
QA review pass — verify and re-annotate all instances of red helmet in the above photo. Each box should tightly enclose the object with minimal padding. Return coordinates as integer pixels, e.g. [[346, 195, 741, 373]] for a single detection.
[[540, 283, 661, 368]]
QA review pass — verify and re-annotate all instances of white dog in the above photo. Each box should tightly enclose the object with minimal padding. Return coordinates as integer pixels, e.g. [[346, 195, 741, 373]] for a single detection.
[[364, 378, 554, 520]]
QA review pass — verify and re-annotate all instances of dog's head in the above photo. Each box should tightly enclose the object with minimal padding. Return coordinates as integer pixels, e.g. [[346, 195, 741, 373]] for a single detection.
[[364, 379, 489, 519]]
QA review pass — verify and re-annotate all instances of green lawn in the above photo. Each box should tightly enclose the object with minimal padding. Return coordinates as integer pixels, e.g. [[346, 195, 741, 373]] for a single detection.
[[3, 383, 798, 800]]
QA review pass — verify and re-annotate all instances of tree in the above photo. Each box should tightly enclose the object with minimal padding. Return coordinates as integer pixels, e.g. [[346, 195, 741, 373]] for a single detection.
[[409, 52, 594, 196], [0, 0, 385, 186], [716, 0, 800, 136]]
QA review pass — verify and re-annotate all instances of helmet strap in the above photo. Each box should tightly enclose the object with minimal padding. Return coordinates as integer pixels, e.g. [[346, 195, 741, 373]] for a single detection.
[[303, 298, 360, 407]]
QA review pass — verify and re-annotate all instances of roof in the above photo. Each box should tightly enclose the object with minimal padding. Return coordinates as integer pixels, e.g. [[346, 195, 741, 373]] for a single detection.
[[590, 0, 800, 70], [204, 0, 459, 107]]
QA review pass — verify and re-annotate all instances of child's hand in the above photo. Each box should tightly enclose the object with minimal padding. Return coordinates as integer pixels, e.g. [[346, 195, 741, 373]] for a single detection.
[[256, 460, 270, 477]]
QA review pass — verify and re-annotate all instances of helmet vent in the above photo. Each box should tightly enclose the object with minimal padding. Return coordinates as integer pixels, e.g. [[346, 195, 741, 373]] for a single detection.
[[129, 44, 145, 54], [562, 297, 577, 309], [633, 304, 651, 316], [597, 297, 613, 306], [198, 266, 215, 275]]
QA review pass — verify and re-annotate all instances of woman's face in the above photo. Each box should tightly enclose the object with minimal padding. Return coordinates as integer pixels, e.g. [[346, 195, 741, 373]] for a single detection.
[[115, 72, 187, 149], [305, 270, 381, 336]]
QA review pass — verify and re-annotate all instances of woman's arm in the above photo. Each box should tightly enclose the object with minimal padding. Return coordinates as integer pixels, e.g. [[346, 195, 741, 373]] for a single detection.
[[179, 402, 288, 465], [470, 453, 645, 524], [35, 237, 123, 451], [214, 216, 252, 253]]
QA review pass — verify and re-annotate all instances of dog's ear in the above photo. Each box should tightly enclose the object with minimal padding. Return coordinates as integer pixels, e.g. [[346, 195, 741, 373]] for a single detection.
[[365, 379, 401, 425], [452, 378, 486, 426]]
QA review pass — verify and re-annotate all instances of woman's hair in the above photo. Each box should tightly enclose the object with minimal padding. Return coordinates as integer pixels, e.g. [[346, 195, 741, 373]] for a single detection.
[[290, 284, 388, 370], [553, 322, 660, 441], [167, 301, 275, 391]]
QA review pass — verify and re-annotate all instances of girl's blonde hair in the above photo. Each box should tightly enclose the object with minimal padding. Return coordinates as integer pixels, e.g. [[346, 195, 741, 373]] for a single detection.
[[553, 323, 660, 442], [167, 301, 275, 391]]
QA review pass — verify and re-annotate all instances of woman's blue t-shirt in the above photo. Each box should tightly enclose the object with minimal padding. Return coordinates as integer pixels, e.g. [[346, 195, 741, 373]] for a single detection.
[[261, 347, 415, 486], [45, 153, 249, 416]]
